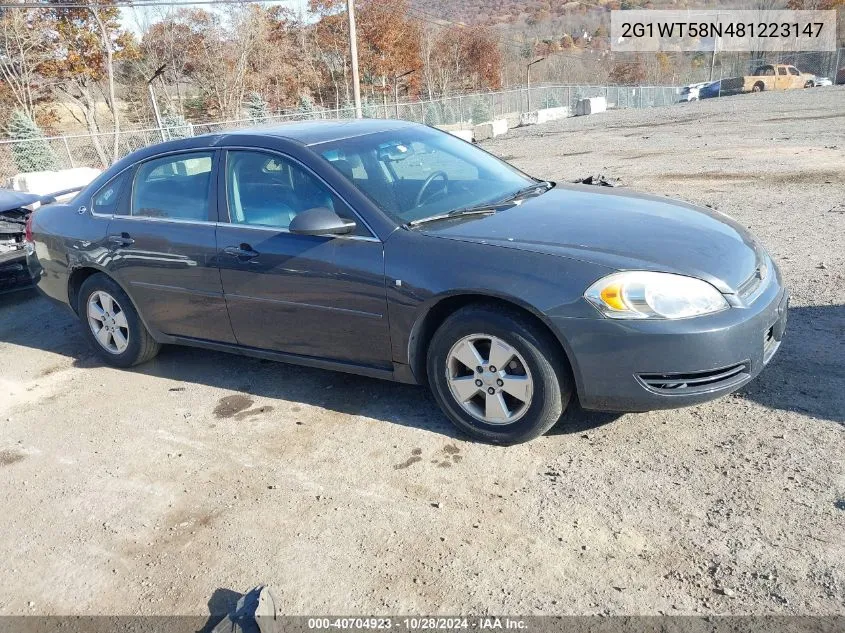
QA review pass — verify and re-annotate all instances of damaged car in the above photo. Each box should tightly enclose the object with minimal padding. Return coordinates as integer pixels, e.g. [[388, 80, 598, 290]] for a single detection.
[[1, 187, 82, 294], [0, 189, 41, 294], [26, 120, 788, 444]]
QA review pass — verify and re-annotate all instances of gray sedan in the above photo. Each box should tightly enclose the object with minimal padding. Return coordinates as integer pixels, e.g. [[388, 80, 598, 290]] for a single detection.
[[26, 120, 787, 444]]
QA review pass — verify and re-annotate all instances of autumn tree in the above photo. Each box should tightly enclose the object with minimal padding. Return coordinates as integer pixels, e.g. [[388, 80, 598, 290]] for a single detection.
[[244, 6, 321, 110], [609, 56, 647, 85], [0, 6, 53, 122], [137, 11, 197, 117], [310, 0, 357, 109], [42, 0, 136, 166], [427, 25, 502, 97], [357, 0, 422, 105]]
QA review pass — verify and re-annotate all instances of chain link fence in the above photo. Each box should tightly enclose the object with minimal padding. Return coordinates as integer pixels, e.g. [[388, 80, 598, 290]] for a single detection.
[[1, 84, 681, 182]]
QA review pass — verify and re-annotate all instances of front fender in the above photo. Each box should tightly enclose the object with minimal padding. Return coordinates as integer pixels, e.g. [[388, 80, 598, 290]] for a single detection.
[[384, 229, 612, 384]]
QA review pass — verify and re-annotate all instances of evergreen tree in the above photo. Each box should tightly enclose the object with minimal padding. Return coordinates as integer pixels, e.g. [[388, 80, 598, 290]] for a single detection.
[[296, 94, 317, 121], [339, 99, 355, 120], [246, 92, 269, 123], [361, 99, 378, 119], [471, 99, 491, 124], [8, 110, 59, 173], [298, 94, 316, 113], [541, 93, 561, 109], [423, 103, 441, 126]]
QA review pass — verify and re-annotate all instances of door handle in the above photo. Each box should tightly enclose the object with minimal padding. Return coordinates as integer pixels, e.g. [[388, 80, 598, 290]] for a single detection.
[[108, 233, 134, 247], [224, 244, 260, 260]]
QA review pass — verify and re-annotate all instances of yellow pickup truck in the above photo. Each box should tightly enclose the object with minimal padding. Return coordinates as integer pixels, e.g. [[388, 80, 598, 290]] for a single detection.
[[722, 64, 816, 94]]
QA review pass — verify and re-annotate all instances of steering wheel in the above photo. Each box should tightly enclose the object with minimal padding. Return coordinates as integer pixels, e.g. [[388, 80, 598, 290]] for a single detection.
[[414, 171, 449, 208]]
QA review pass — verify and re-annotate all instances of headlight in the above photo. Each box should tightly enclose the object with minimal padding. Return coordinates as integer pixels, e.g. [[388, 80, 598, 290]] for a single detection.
[[585, 271, 729, 319]]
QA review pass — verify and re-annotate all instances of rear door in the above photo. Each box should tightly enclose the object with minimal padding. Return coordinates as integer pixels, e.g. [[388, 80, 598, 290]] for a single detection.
[[106, 150, 236, 343], [215, 149, 391, 368]]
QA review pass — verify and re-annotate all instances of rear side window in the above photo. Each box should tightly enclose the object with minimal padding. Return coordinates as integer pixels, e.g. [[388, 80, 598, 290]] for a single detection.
[[778, 67, 787, 75], [131, 152, 214, 221], [92, 170, 130, 216]]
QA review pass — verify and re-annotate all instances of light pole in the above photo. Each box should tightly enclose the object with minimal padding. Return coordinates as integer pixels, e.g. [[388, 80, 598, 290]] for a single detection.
[[709, 11, 721, 82], [146, 64, 166, 140], [393, 69, 415, 119], [526, 57, 545, 112], [347, 0, 362, 119]]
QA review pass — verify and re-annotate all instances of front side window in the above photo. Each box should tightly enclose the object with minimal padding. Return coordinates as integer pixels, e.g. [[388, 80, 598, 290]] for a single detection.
[[225, 150, 366, 235], [788, 67, 800, 76], [778, 67, 788, 76], [316, 127, 534, 225], [131, 152, 213, 220]]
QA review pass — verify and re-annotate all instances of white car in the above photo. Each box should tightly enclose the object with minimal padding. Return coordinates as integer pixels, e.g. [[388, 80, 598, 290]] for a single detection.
[[812, 77, 833, 87]]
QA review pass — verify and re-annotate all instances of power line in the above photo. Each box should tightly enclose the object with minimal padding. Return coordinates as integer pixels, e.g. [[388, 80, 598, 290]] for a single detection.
[[0, 0, 278, 8]]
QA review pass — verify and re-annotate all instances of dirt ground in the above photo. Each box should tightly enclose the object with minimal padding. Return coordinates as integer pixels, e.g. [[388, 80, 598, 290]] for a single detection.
[[0, 87, 843, 617]]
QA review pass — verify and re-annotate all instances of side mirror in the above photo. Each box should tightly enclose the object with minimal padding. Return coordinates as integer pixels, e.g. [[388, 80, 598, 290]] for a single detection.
[[288, 207, 356, 236]]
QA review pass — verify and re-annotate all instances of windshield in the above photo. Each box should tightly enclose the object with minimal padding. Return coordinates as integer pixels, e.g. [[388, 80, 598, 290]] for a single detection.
[[314, 126, 535, 225]]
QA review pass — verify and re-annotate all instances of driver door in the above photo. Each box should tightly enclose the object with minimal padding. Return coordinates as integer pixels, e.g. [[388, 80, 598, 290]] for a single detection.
[[215, 149, 392, 369], [775, 66, 790, 90]]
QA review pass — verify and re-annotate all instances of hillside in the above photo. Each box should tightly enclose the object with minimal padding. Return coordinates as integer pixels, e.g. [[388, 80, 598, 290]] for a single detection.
[[410, 1, 729, 30]]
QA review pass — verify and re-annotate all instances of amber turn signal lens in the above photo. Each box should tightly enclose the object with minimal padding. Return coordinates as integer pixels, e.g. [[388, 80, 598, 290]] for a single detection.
[[600, 284, 626, 311]]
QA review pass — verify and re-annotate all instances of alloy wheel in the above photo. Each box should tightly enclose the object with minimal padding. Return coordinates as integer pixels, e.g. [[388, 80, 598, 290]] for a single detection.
[[445, 334, 533, 425], [87, 290, 130, 355]]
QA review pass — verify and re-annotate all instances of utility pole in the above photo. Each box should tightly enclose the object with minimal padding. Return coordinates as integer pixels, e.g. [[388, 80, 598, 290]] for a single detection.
[[347, 0, 362, 119], [526, 57, 545, 112]]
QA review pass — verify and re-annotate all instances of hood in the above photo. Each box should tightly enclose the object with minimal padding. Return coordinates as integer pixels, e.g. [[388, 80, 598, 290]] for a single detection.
[[419, 184, 764, 293], [0, 189, 41, 214]]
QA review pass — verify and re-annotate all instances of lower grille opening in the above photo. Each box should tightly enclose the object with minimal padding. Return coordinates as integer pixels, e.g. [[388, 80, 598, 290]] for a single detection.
[[638, 362, 750, 395]]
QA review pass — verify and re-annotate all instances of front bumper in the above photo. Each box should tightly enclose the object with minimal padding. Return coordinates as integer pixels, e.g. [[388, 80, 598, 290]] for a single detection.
[[0, 248, 34, 294], [553, 272, 788, 412]]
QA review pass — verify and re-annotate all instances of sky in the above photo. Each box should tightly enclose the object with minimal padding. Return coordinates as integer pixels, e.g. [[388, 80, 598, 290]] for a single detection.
[[119, 0, 308, 35]]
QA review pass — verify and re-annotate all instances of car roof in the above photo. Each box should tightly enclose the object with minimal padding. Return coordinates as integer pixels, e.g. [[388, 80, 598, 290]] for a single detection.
[[221, 118, 419, 146], [93, 118, 428, 193]]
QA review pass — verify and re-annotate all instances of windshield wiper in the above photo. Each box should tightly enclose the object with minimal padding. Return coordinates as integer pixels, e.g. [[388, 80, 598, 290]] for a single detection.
[[497, 180, 553, 203], [407, 206, 499, 227], [406, 181, 553, 228]]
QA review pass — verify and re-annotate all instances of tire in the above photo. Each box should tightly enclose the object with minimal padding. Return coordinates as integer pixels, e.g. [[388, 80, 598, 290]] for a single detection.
[[752, 82, 764, 93], [426, 304, 572, 444], [77, 273, 160, 368]]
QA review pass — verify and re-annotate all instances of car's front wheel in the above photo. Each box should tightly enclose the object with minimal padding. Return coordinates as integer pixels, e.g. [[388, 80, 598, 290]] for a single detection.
[[427, 305, 572, 444], [77, 273, 160, 367]]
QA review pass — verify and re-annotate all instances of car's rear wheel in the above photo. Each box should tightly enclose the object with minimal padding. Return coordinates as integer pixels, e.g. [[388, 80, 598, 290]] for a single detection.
[[427, 305, 572, 444], [78, 273, 160, 367], [752, 82, 764, 93]]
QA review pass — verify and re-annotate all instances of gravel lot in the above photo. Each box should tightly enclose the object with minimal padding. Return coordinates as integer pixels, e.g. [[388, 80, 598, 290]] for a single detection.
[[0, 87, 843, 617]]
